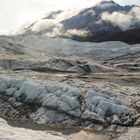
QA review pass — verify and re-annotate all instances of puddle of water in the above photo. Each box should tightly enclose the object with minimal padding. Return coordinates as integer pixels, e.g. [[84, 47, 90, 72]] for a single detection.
[[7, 119, 80, 135], [7, 120, 113, 140]]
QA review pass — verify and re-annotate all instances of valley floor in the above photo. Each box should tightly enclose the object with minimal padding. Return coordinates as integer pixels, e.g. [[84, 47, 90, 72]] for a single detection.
[[0, 37, 140, 140]]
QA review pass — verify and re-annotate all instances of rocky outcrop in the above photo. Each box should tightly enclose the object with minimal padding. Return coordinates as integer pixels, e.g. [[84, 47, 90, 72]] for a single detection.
[[46, 58, 117, 74]]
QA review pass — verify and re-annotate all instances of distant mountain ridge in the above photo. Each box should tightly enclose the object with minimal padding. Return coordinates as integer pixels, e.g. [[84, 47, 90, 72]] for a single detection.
[[18, 1, 140, 44]]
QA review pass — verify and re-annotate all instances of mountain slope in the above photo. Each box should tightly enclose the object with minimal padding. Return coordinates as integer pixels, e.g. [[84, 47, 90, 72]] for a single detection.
[[69, 27, 140, 44], [62, 1, 140, 32]]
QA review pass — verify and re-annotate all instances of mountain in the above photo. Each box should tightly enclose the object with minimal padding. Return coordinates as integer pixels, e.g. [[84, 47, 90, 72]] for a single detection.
[[18, 1, 140, 44], [62, 1, 140, 32], [62, 1, 126, 33]]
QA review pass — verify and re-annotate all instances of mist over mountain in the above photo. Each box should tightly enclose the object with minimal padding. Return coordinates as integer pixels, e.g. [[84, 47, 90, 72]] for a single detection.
[[15, 0, 140, 44]]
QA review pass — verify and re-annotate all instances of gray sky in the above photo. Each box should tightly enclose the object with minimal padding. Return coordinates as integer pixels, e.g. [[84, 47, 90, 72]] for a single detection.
[[0, 0, 140, 33]]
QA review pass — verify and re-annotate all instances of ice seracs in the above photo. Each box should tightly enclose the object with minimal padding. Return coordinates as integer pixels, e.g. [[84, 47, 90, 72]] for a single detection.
[[0, 76, 139, 129]]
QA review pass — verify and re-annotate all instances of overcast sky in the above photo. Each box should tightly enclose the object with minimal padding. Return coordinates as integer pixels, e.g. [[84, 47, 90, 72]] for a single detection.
[[0, 0, 140, 33]]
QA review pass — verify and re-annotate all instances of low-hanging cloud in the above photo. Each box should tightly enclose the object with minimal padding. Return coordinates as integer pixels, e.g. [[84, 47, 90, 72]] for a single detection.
[[65, 29, 89, 37], [130, 6, 140, 20], [31, 8, 81, 33], [101, 12, 133, 30], [31, 18, 64, 37], [31, 19, 59, 32], [31, 18, 89, 38], [101, 6, 140, 30], [0, 0, 101, 36], [55, 9, 83, 22], [29, 9, 90, 38], [7, 8, 82, 36], [0, 22, 33, 35]]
